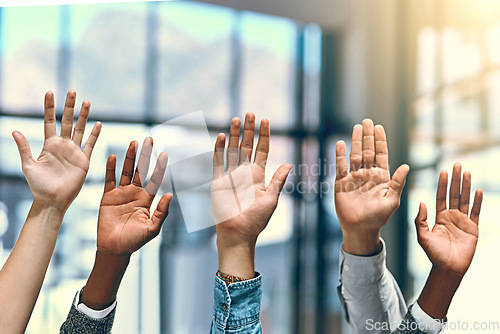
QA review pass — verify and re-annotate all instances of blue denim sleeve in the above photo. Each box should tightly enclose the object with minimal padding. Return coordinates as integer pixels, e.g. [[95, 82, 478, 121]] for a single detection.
[[210, 273, 262, 334]]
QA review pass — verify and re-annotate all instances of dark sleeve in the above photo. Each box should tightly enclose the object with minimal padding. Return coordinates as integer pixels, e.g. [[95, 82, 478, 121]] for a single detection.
[[59, 292, 116, 334]]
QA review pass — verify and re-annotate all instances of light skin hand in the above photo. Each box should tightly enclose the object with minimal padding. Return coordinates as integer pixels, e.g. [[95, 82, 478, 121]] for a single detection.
[[212, 112, 291, 279], [80, 138, 172, 310], [0, 91, 100, 334], [335, 119, 409, 255], [416, 163, 483, 319], [12, 90, 101, 217]]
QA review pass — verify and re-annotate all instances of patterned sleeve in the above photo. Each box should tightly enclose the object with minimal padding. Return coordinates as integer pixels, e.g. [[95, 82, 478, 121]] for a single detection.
[[59, 291, 116, 334], [391, 310, 434, 334]]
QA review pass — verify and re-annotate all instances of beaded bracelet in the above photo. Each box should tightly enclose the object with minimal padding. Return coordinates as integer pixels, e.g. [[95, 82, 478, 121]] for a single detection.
[[217, 270, 248, 285]]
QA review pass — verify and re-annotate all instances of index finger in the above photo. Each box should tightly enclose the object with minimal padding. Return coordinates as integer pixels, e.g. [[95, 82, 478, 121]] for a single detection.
[[459, 171, 471, 215], [254, 118, 270, 169], [144, 152, 168, 197], [104, 154, 117, 193], [374, 125, 389, 170], [72, 100, 91, 146], [132, 137, 153, 187], [470, 189, 483, 225], [213, 133, 226, 179]]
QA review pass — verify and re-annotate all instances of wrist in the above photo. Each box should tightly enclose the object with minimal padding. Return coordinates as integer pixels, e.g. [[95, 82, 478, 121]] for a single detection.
[[80, 250, 130, 310], [432, 264, 466, 280], [33, 195, 71, 214], [342, 229, 381, 256], [94, 250, 131, 266], [217, 239, 256, 279], [417, 265, 463, 320], [29, 199, 66, 232]]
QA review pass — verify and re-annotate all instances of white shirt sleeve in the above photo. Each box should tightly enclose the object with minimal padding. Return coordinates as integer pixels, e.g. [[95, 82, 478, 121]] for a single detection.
[[73, 287, 117, 319], [410, 302, 444, 334], [338, 238, 408, 334]]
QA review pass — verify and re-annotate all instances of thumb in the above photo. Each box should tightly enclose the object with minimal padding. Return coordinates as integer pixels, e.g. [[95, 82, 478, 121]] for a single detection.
[[12, 131, 33, 166], [149, 193, 174, 239], [414, 202, 430, 243], [388, 164, 410, 202], [267, 163, 292, 197]]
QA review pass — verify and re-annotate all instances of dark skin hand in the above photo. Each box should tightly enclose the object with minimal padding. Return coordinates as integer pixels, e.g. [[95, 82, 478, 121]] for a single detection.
[[81, 138, 172, 310], [416, 163, 483, 320]]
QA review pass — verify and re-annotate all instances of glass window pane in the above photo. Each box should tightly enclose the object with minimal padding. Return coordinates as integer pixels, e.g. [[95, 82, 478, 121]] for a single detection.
[[409, 97, 439, 167], [0, 117, 42, 176], [441, 90, 482, 156], [487, 70, 500, 139], [416, 27, 438, 94], [407, 168, 436, 301], [0, 6, 59, 112], [441, 28, 483, 84], [486, 24, 500, 65], [156, 2, 233, 124], [303, 24, 322, 130], [69, 3, 148, 120], [240, 12, 297, 128]]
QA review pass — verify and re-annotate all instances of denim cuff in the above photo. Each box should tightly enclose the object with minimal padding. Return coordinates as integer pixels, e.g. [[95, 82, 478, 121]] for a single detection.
[[213, 272, 262, 330]]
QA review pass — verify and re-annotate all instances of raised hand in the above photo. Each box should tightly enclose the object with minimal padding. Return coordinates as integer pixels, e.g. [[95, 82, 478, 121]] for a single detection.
[[12, 90, 101, 213], [416, 163, 483, 320], [415, 163, 483, 276], [211, 112, 291, 278], [335, 119, 409, 255], [77, 138, 172, 312], [0, 91, 99, 334], [97, 138, 172, 255]]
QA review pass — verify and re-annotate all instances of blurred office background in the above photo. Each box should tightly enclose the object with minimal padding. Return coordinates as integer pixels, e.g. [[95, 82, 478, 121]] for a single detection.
[[0, 0, 499, 333]]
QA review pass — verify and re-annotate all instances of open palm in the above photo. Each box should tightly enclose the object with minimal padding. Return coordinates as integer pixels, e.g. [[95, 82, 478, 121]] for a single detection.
[[415, 163, 483, 276], [335, 119, 409, 232], [98, 138, 172, 255], [13, 91, 101, 212], [211, 113, 291, 247]]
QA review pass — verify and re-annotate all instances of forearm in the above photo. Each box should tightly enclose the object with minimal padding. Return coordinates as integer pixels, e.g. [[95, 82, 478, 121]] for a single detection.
[[417, 265, 462, 320], [0, 200, 64, 333], [217, 239, 255, 280], [80, 251, 130, 310]]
